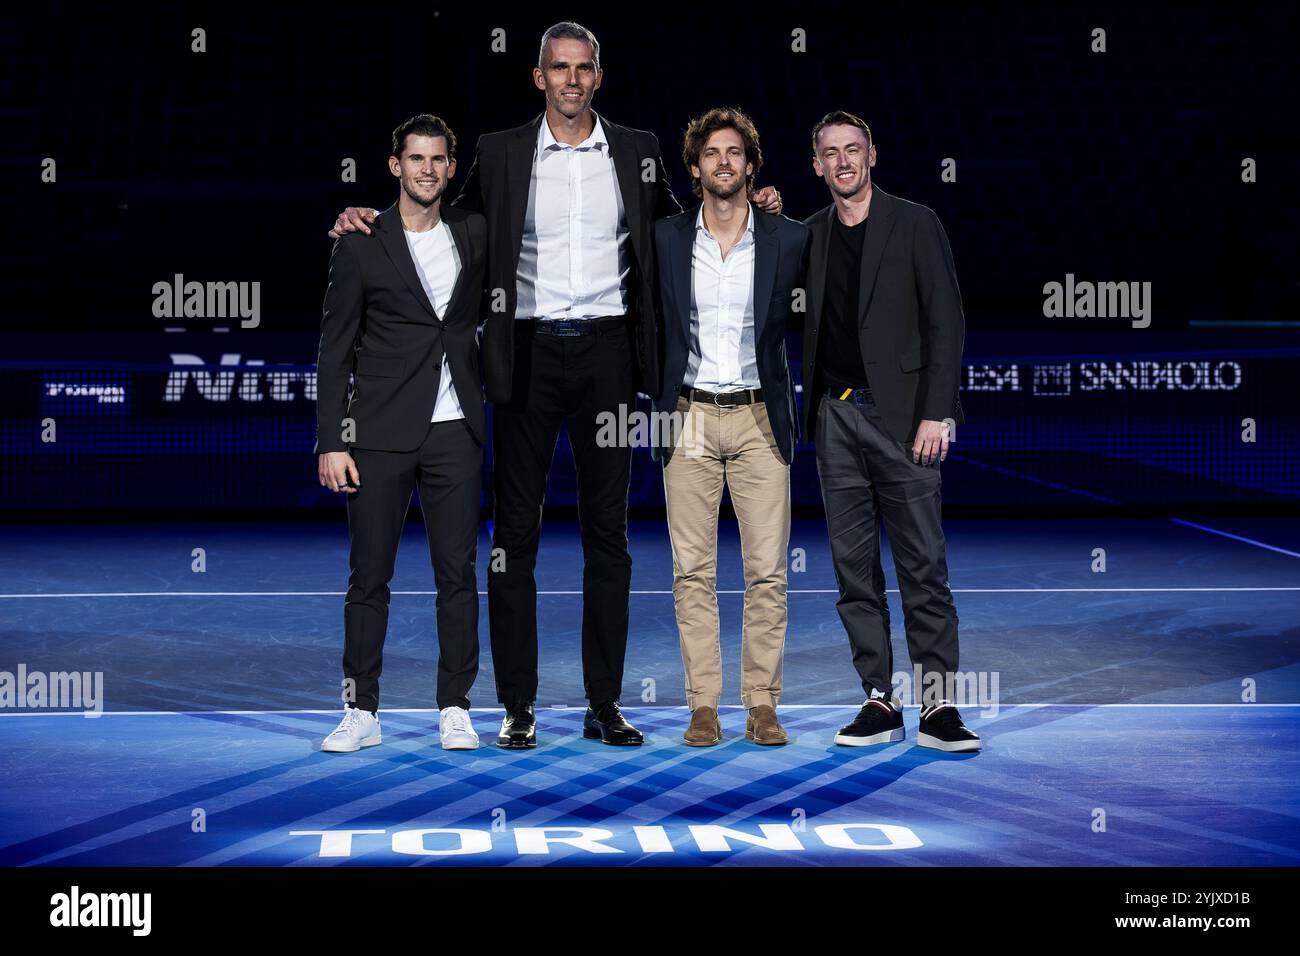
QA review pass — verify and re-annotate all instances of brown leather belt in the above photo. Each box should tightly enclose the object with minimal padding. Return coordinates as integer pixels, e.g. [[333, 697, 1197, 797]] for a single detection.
[[679, 385, 764, 407]]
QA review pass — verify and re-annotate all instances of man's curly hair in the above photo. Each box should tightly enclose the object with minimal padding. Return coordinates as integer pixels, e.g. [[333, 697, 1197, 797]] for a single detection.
[[681, 107, 762, 198]]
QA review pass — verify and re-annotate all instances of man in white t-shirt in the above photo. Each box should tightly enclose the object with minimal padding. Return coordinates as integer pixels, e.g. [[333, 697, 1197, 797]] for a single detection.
[[314, 115, 490, 752]]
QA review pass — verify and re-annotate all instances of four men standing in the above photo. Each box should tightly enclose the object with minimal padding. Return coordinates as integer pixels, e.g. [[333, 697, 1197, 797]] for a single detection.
[[317, 23, 978, 753]]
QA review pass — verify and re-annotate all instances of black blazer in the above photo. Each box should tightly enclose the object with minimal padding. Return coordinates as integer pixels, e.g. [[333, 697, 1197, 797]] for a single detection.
[[801, 186, 966, 443], [452, 111, 682, 403], [651, 205, 811, 465], [315, 202, 489, 453]]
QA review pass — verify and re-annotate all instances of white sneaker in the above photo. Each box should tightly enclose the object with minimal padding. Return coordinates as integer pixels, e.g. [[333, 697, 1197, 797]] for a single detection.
[[439, 706, 479, 750], [322, 707, 382, 752]]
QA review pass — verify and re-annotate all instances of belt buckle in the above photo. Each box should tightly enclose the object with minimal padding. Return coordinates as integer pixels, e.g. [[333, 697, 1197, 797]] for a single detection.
[[540, 319, 581, 337], [712, 389, 726, 408]]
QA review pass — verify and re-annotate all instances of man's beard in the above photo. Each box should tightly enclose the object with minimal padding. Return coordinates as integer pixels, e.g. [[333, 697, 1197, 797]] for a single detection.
[[404, 181, 440, 207], [704, 174, 744, 201]]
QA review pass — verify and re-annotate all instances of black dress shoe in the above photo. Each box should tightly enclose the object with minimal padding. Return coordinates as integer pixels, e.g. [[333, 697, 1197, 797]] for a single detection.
[[496, 702, 537, 749], [582, 700, 644, 746]]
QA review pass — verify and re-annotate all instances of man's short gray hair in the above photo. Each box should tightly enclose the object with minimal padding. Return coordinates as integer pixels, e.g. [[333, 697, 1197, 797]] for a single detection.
[[538, 21, 601, 70]]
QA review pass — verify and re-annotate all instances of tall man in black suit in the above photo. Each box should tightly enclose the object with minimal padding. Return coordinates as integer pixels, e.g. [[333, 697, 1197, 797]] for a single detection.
[[801, 111, 980, 752], [652, 109, 809, 747], [330, 22, 783, 748], [316, 115, 489, 753]]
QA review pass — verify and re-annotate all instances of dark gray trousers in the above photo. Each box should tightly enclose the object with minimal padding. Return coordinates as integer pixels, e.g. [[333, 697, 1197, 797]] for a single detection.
[[344, 419, 482, 713], [814, 392, 959, 703]]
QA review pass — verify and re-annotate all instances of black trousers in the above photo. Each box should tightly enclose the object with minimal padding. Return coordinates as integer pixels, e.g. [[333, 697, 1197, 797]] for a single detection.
[[343, 419, 482, 713], [489, 318, 636, 708], [814, 393, 959, 704]]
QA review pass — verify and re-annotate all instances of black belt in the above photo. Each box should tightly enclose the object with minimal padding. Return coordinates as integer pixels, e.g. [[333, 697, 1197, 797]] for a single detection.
[[528, 316, 627, 337], [680, 385, 764, 407], [827, 384, 873, 403]]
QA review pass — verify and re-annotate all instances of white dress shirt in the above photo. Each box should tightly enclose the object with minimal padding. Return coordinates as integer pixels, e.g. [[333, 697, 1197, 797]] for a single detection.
[[685, 202, 760, 392], [515, 112, 630, 320], [403, 219, 465, 422]]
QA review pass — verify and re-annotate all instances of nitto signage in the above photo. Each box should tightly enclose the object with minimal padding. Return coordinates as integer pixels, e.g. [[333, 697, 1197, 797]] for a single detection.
[[163, 353, 316, 402]]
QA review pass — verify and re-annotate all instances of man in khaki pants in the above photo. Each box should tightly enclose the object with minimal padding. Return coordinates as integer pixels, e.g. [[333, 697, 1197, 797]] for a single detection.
[[650, 108, 810, 745]]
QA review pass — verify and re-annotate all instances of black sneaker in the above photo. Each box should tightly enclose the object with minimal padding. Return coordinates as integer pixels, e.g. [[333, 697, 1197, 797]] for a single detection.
[[917, 701, 981, 752], [496, 701, 536, 749], [834, 694, 905, 747]]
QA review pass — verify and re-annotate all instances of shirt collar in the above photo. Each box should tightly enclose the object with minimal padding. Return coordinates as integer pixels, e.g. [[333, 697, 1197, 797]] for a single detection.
[[696, 201, 756, 240], [539, 111, 609, 152]]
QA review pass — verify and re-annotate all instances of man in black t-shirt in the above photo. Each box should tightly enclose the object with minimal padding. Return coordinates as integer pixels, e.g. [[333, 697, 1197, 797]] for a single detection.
[[799, 111, 980, 753]]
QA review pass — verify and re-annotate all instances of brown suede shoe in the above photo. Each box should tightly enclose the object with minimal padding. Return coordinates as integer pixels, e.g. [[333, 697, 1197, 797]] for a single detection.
[[684, 706, 722, 746], [746, 704, 788, 745]]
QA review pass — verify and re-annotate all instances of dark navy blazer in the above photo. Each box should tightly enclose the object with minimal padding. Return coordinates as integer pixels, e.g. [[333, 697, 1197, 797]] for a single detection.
[[651, 205, 810, 465]]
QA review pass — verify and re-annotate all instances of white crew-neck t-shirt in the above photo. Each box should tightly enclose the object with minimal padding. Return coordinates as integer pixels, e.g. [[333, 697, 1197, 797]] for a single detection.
[[404, 220, 464, 422]]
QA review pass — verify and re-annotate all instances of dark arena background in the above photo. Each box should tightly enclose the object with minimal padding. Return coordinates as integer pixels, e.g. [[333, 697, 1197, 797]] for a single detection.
[[1, 1, 1296, 936]]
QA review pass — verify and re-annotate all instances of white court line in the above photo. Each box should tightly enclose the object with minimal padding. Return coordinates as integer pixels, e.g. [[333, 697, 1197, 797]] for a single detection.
[[1169, 518, 1300, 559], [1, 703, 1298, 718], [1, 587, 1297, 598]]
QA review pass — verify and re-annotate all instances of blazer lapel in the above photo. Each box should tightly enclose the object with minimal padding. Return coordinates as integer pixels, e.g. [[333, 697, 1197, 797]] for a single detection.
[[858, 186, 897, 324], [671, 211, 696, 342], [506, 116, 542, 275], [752, 210, 778, 342], [376, 204, 438, 322], [440, 212, 471, 322], [605, 117, 645, 263], [809, 205, 833, 328]]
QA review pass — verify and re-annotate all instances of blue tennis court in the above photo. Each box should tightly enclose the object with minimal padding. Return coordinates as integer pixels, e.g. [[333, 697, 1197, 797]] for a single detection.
[[2, 516, 1296, 866]]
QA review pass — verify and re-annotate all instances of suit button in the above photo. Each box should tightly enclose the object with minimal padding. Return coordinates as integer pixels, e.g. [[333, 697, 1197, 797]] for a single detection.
[[433, 361, 442, 370]]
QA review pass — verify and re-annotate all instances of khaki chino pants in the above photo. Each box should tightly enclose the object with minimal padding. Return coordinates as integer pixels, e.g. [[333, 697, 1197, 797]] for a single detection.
[[662, 395, 791, 711]]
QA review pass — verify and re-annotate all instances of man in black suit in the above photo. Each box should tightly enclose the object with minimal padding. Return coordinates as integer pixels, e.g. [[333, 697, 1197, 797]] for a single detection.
[[800, 111, 980, 752], [329, 22, 783, 748], [651, 108, 809, 747], [316, 114, 489, 753]]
